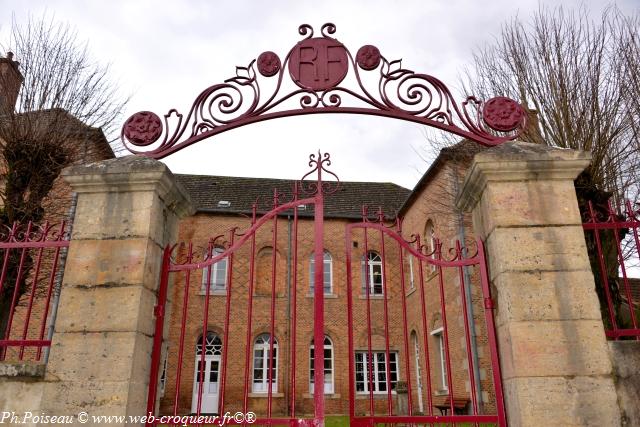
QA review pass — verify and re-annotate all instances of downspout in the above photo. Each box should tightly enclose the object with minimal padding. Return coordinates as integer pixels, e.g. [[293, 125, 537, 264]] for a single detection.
[[452, 163, 483, 412], [43, 191, 77, 364], [285, 214, 293, 414]]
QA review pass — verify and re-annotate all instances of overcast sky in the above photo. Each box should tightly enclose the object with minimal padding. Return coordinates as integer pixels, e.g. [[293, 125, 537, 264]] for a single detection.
[[1, 0, 638, 190]]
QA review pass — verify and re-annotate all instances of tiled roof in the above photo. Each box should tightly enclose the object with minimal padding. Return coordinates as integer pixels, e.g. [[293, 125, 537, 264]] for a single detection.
[[175, 174, 410, 219]]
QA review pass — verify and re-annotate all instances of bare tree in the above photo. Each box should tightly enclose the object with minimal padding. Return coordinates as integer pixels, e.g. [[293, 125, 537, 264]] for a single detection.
[[0, 15, 127, 340], [427, 5, 640, 330], [458, 5, 640, 204]]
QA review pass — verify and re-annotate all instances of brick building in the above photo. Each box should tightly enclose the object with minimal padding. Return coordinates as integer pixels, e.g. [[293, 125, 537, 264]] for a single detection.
[[158, 141, 498, 417]]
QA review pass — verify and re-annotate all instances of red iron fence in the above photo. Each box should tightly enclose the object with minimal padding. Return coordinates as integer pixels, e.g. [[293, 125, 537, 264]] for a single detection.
[[0, 221, 70, 362], [582, 200, 640, 339]]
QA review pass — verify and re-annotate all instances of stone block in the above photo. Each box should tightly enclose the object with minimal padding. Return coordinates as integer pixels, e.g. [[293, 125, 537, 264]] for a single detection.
[[497, 320, 612, 380], [493, 270, 603, 323], [0, 380, 44, 415], [46, 331, 152, 383], [485, 225, 592, 278], [503, 375, 620, 426], [72, 190, 167, 244], [41, 379, 129, 417], [62, 238, 163, 291], [54, 284, 156, 336], [477, 180, 582, 235]]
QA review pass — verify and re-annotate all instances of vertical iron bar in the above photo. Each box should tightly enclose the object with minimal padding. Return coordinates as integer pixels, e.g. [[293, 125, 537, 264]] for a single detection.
[[4, 222, 32, 358], [477, 238, 507, 426], [219, 232, 236, 414], [290, 200, 299, 418], [377, 222, 393, 415], [267, 198, 279, 418], [416, 242, 434, 420], [312, 175, 325, 426], [588, 202, 618, 333], [345, 226, 356, 420], [395, 234, 413, 416], [19, 245, 44, 360], [363, 227, 375, 416], [434, 239, 455, 415], [456, 242, 479, 417], [242, 206, 258, 415], [610, 203, 638, 331], [173, 244, 193, 415], [146, 245, 172, 425], [37, 223, 64, 361], [196, 241, 214, 416]]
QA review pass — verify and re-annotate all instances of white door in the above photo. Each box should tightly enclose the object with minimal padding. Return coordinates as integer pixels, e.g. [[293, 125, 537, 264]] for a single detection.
[[191, 355, 220, 414]]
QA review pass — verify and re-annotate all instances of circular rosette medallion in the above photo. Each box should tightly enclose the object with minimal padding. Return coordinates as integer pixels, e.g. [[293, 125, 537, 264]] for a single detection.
[[123, 111, 163, 146], [482, 97, 526, 132], [356, 45, 381, 71], [257, 51, 281, 77], [288, 38, 349, 92]]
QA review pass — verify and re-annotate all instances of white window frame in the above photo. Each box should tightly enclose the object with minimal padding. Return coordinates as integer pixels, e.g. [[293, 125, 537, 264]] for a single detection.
[[430, 327, 448, 391], [407, 253, 415, 290], [363, 251, 384, 295], [202, 247, 228, 292], [309, 336, 335, 394], [425, 220, 436, 273], [310, 250, 333, 295], [355, 350, 398, 394], [252, 334, 278, 393]]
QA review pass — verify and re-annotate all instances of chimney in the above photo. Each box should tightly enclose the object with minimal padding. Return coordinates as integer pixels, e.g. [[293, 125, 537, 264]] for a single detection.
[[522, 108, 544, 145], [0, 52, 24, 115]]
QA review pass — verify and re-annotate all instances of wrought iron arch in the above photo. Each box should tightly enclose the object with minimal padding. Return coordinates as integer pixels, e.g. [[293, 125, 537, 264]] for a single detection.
[[122, 23, 526, 159]]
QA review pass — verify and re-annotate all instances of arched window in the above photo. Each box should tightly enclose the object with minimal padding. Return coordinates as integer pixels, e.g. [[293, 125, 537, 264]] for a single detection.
[[310, 250, 333, 294], [425, 220, 436, 272], [196, 331, 223, 356], [202, 247, 228, 292], [252, 334, 278, 393], [362, 251, 383, 295], [309, 336, 334, 394]]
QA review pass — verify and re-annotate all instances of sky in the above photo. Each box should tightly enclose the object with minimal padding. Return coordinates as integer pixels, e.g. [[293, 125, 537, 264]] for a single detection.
[[1, 0, 638, 190]]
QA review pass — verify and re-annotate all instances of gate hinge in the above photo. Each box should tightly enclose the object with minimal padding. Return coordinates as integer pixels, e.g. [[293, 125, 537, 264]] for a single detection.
[[154, 305, 164, 317], [484, 298, 495, 309]]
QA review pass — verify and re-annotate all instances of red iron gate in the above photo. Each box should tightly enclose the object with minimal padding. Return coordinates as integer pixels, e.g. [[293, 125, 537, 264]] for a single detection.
[[345, 214, 505, 426], [145, 153, 506, 426]]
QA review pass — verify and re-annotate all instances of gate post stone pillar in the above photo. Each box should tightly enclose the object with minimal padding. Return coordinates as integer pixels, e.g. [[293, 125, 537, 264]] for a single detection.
[[456, 141, 620, 426], [40, 156, 193, 424]]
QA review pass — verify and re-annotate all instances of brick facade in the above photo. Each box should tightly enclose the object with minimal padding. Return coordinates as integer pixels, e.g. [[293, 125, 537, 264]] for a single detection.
[[159, 145, 499, 417]]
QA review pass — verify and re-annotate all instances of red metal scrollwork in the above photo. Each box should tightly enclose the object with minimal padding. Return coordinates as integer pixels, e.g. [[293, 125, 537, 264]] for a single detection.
[[122, 23, 527, 159]]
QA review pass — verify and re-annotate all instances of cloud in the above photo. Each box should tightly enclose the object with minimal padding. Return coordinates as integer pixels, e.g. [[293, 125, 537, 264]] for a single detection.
[[2, 0, 635, 189]]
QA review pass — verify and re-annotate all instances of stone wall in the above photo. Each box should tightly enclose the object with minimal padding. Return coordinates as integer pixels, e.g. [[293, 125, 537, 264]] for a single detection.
[[609, 341, 640, 426]]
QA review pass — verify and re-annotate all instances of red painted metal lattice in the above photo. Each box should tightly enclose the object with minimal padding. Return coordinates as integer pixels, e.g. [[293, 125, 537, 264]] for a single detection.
[[0, 221, 70, 362], [121, 23, 526, 159], [583, 200, 640, 340]]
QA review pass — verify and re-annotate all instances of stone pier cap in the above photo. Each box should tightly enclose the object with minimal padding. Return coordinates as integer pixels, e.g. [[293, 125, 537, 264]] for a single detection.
[[455, 141, 592, 214], [62, 155, 194, 219]]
